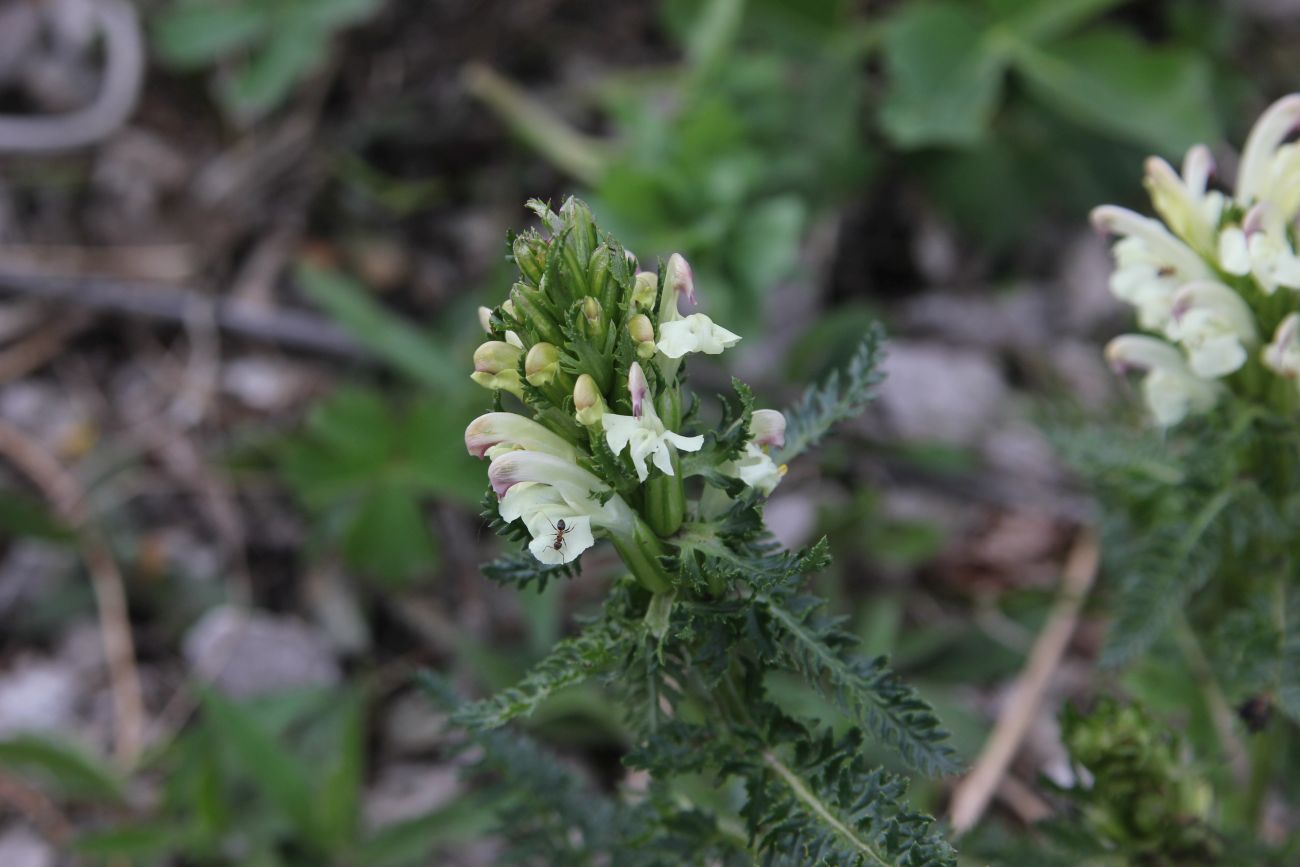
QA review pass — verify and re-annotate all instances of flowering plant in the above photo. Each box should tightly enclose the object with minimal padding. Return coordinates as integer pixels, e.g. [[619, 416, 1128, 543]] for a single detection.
[[1072, 96, 1300, 857], [439, 198, 956, 865], [1096, 95, 1300, 427]]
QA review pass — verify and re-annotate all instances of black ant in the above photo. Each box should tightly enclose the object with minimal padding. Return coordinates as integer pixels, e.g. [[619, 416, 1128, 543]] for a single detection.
[[545, 517, 570, 552]]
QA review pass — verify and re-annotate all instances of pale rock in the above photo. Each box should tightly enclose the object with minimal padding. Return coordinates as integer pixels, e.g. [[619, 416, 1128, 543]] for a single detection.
[[877, 341, 1008, 445], [183, 606, 340, 698]]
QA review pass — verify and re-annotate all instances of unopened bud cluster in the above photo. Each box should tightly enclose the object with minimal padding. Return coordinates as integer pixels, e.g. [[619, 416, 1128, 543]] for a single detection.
[[1095, 94, 1300, 426], [464, 198, 784, 581]]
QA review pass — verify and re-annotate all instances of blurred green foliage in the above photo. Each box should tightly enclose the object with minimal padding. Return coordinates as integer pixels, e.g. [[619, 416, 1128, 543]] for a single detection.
[[73, 687, 491, 866], [153, 0, 382, 121], [271, 266, 483, 585]]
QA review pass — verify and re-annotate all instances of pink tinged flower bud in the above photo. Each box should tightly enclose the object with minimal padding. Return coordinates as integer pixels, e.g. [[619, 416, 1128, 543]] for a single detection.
[[750, 409, 786, 449], [573, 374, 607, 426], [464, 412, 577, 461], [631, 271, 658, 310], [474, 340, 521, 375], [666, 253, 695, 306], [1263, 313, 1300, 379], [658, 253, 695, 323], [628, 362, 649, 419], [477, 306, 493, 333], [525, 342, 561, 386]]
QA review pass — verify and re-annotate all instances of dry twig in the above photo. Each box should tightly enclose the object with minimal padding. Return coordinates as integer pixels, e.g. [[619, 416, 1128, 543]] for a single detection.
[[0, 268, 362, 357], [0, 0, 145, 152], [0, 420, 146, 766], [949, 528, 1100, 835]]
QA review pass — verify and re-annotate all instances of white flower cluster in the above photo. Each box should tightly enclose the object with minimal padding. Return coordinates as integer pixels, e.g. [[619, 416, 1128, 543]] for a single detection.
[[465, 249, 785, 564], [1096, 94, 1300, 426]]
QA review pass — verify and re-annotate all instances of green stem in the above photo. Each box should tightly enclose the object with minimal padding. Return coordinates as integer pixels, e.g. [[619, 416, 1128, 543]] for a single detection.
[[646, 387, 687, 537], [462, 63, 610, 185], [611, 517, 674, 594], [1173, 614, 1247, 786], [760, 750, 891, 867]]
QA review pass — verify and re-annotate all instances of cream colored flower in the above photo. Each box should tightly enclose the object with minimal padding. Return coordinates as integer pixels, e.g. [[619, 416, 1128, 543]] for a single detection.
[[602, 363, 703, 482], [1092, 205, 1213, 332], [1144, 147, 1223, 256], [656, 313, 742, 359], [1263, 313, 1300, 382], [1166, 281, 1258, 379], [1106, 335, 1221, 427]]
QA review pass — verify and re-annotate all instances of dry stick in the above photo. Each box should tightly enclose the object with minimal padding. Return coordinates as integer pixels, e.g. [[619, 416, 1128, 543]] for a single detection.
[[949, 528, 1100, 835], [0, 269, 363, 357], [0, 771, 74, 847], [0, 420, 146, 767], [0, 0, 144, 153], [0, 314, 91, 384]]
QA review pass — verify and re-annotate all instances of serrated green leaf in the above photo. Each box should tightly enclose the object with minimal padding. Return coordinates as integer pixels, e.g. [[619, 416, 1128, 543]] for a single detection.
[[0, 735, 125, 802], [1013, 27, 1220, 156], [880, 2, 1007, 147], [152, 2, 268, 67], [343, 487, 438, 585], [775, 326, 885, 465], [284, 0, 382, 29], [218, 27, 329, 120], [452, 613, 623, 730]]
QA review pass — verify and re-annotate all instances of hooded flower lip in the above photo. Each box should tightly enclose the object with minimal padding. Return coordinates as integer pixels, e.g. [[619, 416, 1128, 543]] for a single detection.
[[464, 412, 577, 461], [659, 252, 696, 322], [1106, 334, 1222, 427], [1144, 147, 1222, 256], [1217, 204, 1300, 295], [498, 481, 596, 564], [731, 443, 786, 496], [1236, 94, 1300, 211], [1167, 281, 1258, 379], [657, 313, 742, 359], [750, 409, 786, 449], [487, 449, 635, 533], [1091, 206, 1212, 280], [603, 362, 704, 482], [1091, 205, 1214, 331], [1264, 313, 1300, 380]]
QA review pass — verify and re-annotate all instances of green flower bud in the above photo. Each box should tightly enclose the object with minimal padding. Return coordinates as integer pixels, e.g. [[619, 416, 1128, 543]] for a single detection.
[[512, 233, 546, 285], [510, 283, 563, 346], [629, 314, 656, 359], [573, 374, 607, 426], [631, 271, 658, 311], [583, 296, 602, 325], [525, 342, 561, 386], [589, 245, 616, 315], [474, 340, 521, 375], [561, 196, 597, 262]]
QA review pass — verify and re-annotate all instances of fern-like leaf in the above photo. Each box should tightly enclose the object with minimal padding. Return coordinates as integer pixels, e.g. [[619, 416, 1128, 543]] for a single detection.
[[453, 613, 624, 730], [774, 326, 885, 465], [759, 595, 958, 777]]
